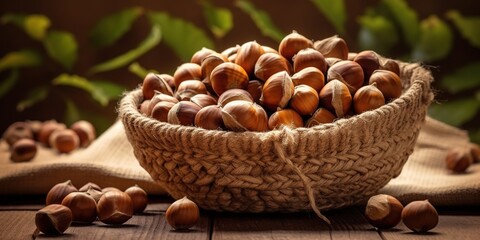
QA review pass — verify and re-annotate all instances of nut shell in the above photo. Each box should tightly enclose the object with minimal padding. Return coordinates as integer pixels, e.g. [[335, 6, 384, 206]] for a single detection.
[[168, 101, 202, 126], [165, 196, 200, 230], [49, 129, 80, 154], [313, 35, 349, 60], [254, 52, 292, 82], [291, 66, 325, 93], [191, 47, 216, 65], [70, 120, 96, 148], [369, 70, 402, 100], [305, 108, 336, 127], [10, 138, 37, 162], [445, 148, 473, 173], [327, 60, 364, 95], [268, 109, 304, 130], [61, 192, 97, 223], [235, 40, 265, 76], [3, 121, 33, 147], [35, 204, 73, 235], [175, 80, 207, 101], [292, 48, 327, 74], [195, 105, 225, 130], [221, 100, 268, 132], [353, 84, 385, 114], [151, 101, 176, 122], [260, 71, 295, 112], [401, 200, 439, 233], [278, 31, 313, 61], [190, 94, 217, 108], [289, 85, 319, 116], [365, 194, 403, 229], [46, 180, 78, 205], [125, 185, 148, 214], [210, 62, 249, 96], [173, 63, 202, 88], [97, 190, 133, 225], [142, 72, 174, 99], [318, 79, 352, 118], [218, 89, 253, 107]]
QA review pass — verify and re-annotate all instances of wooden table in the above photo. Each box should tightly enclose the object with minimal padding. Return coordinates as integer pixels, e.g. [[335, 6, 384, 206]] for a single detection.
[[1, 195, 478, 240]]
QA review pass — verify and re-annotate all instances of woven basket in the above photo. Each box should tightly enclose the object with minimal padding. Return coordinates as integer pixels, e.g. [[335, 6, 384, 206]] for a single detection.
[[119, 61, 433, 219]]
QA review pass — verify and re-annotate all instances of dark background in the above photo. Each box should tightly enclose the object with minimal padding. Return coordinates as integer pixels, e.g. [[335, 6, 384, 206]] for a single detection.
[[1, 0, 479, 135]]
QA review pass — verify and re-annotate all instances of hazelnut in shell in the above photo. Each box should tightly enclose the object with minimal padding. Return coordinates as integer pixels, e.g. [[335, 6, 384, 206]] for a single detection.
[[97, 190, 133, 225], [401, 200, 439, 233], [10, 138, 37, 162], [166, 196, 200, 230], [35, 204, 72, 236], [61, 192, 97, 224], [46, 180, 78, 205], [365, 194, 404, 229]]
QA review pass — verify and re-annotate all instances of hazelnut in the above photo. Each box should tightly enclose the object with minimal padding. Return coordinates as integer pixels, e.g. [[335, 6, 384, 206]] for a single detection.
[[364, 194, 404, 229], [70, 120, 96, 148], [46, 180, 78, 205], [292, 48, 327, 74], [85, 186, 103, 203], [262, 45, 278, 54], [327, 60, 364, 95], [260, 71, 295, 112], [318, 79, 352, 118], [291, 66, 325, 92], [173, 63, 202, 88], [210, 62, 249, 96], [2, 121, 33, 147], [402, 200, 439, 233], [221, 100, 268, 132], [268, 109, 304, 130], [175, 80, 208, 101], [125, 184, 148, 214], [158, 74, 176, 92], [353, 83, 385, 114], [165, 196, 200, 230], [35, 204, 72, 236], [353, 50, 381, 83], [246, 80, 264, 104], [220, 45, 240, 59], [278, 31, 314, 62], [97, 190, 133, 225], [78, 182, 102, 192], [201, 52, 227, 81], [38, 120, 66, 147], [147, 91, 179, 116], [369, 70, 402, 100], [194, 105, 225, 130], [191, 47, 216, 65], [167, 101, 202, 126], [445, 147, 473, 173], [10, 138, 37, 162], [313, 35, 349, 60], [218, 89, 253, 107], [142, 72, 174, 99], [235, 40, 265, 76], [61, 192, 97, 224], [289, 84, 319, 116], [305, 108, 336, 127], [102, 187, 122, 194], [190, 94, 217, 108], [49, 129, 80, 154], [151, 101, 176, 122], [254, 52, 292, 82]]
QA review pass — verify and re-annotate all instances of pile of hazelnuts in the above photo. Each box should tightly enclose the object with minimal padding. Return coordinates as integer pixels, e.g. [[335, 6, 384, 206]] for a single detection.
[[34, 180, 148, 236], [138, 33, 402, 131], [2, 119, 96, 162]]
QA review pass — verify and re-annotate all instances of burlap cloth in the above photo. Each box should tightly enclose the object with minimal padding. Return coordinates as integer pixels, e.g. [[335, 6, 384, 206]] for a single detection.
[[0, 116, 479, 207]]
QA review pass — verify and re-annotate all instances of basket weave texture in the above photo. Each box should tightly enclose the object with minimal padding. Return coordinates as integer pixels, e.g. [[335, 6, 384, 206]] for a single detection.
[[119, 61, 433, 215]]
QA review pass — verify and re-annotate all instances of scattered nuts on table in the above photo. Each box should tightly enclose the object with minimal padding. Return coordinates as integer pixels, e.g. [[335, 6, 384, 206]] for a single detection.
[[46, 180, 79, 205], [365, 194, 404, 229], [97, 190, 134, 225], [61, 192, 98, 224], [401, 200, 439, 233], [35, 204, 73, 236], [165, 196, 200, 230], [125, 184, 149, 214]]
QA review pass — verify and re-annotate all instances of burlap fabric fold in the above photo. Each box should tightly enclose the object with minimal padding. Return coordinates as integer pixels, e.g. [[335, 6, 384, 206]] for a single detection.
[[118, 61, 434, 217]]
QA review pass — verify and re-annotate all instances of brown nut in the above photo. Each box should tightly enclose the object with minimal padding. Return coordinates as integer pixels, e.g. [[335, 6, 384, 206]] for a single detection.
[[101, 187, 122, 194], [235, 40, 265, 76], [445, 147, 473, 173], [221, 100, 268, 132], [278, 31, 314, 62], [173, 63, 202, 88], [353, 83, 385, 114], [369, 70, 402, 100], [289, 85, 319, 116], [291, 66, 325, 93], [85, 186, 103, 203], [158, 74, 176, 92], [142, 72, 174, 99], [254, 52, 292, 82], [26, 120, 43, 141], [167, 101, 202, 126], [97, 190, 133, 225], [165, 196, 200, 230], [46, 180, 78, 205], [191, 47, 216, 65], [260, 71, 295, 112], [70, 120, 96, 148], [221, 44, 240, 59], [353, 50, 381, 83], [151, 101, 179, 122], [201, 52, 228, 81], [125, 185, 148, 214], [268, 109, 304, 130], [2, 121, 33, 147], [325, 57, 343, 68], [175, 80, 208, 101], [305, 108, 336, 127], [49, 129, 80, 154], [79, 182, 101, 192], [327, 60, 364, 95], [147, 91, 179, 116], [61, 192, 97, 224], [194, 105, 225, 130], [139, 100, 151, 115], [246, 80, 264, 104], [10, 138, 37, 162], [318, 79, 352, 118], [313, 35, 349, 60], [365, 194, 404, 229], [292, 48, 327, 74], [38, 120, 66, 147], [35, 204, 72, 236], [401, 200, 439, 233], [262, 45, 278, 54], [210, 62, 249, 96], [190, 94, 217, 108], [218, 89, 253, 107]]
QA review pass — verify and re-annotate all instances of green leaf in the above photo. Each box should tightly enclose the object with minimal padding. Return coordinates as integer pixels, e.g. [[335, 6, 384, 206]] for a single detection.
[[310, 0, 346, 35], [358, 14, 398, 54], [2, 13, 50, 40], [412, 15, 453, 62], [90, 7, 143, 48], [0, 49, 42, 72], [446, 10, 480, 48], [235, 0, 284, 42], [0, 69, 19, 98], [43, 31, 78, 70], [440, 62, 480, 94], [148, 12, 214, 62], [428, 99, 480, 127], [382, 0, 420, 47], [88, 24, 161, 74], [52, 74, 107, 106], [470, 128, 480, 145], [16, 86, 49, 111], [128, 62, 158, 79], [91, 80, 125, 101], [64, 98, 81, 125], [202, 1, 233, 38]]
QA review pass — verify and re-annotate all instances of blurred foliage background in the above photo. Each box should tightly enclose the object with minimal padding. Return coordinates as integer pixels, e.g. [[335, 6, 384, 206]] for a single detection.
[[1, 0, 479, 142]]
